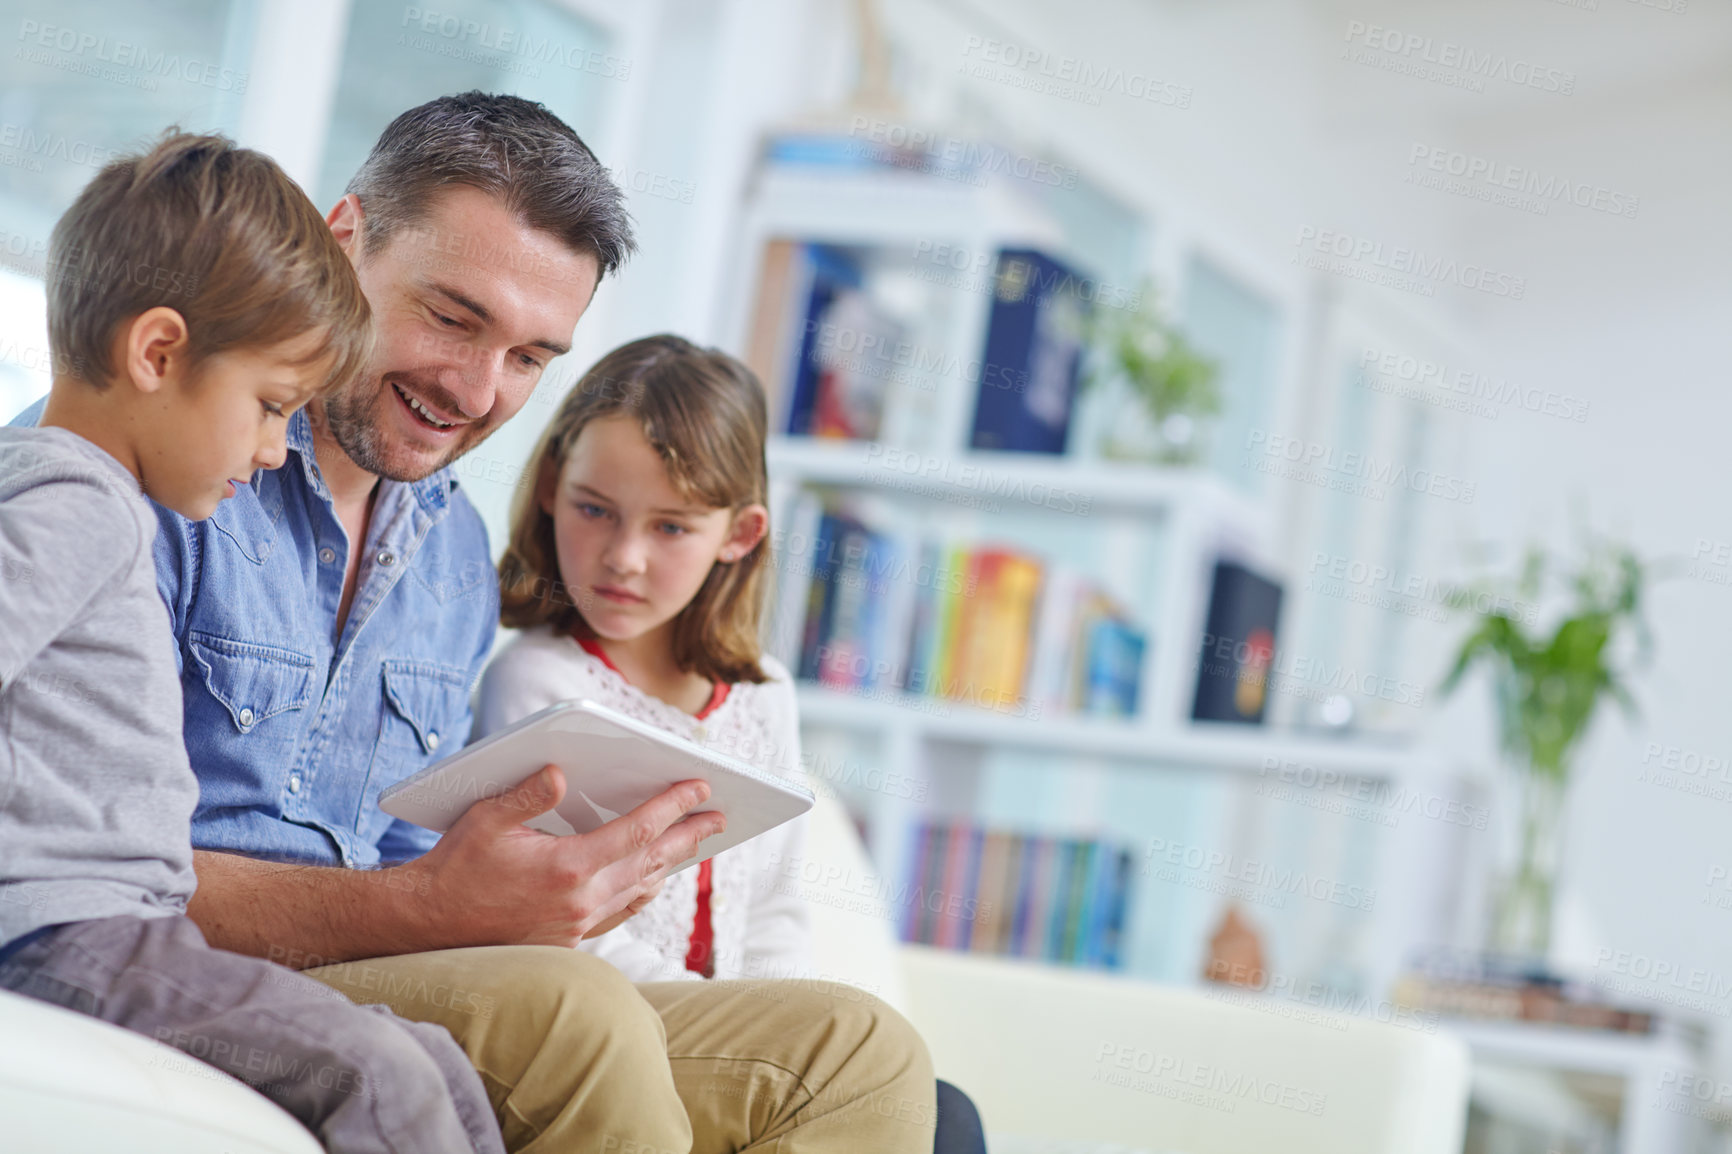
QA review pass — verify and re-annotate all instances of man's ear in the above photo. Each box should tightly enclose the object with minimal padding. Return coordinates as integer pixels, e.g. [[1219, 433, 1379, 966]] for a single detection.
[[326, 194, 365, 261], [120, 307, 191, 395], [720, 504, 769, 563]]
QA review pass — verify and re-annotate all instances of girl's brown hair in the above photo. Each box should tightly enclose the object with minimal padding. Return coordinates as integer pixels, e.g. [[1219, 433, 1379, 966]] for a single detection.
[[499, 334, 772, 685]]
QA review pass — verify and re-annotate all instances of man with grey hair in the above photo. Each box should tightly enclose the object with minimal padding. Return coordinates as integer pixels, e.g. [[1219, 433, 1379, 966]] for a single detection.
[[20, 91, 937, 1151]]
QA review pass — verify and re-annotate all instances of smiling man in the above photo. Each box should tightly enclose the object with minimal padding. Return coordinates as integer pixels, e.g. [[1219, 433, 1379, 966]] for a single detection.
[[19, 93, 935, 1152]]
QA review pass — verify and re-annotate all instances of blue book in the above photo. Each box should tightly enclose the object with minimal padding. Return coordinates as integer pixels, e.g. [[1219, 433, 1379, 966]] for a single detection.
[[1082, 841, 1120, 966], [1084, 618, 1146, 717], [899, 823, 935, 943], [955, 827, 985, 951], [796, 513, 840, 680], [1009, 835, 1040, 956], [968, 248, 1090, 454], [1100, 849, 1134, 969]]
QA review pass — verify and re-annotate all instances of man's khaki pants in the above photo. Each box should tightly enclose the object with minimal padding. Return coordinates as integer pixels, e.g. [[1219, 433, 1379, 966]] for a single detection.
[[307, 946, 936, 1153]]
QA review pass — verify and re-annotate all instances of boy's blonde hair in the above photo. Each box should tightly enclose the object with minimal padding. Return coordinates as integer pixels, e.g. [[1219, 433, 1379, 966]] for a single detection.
[[500, 335, 772, 685], [46, 130, 371, 390]]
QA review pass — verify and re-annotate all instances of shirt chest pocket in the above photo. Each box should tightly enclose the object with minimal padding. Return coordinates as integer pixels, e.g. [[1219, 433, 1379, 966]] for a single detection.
[[358, 659, 472, 840], [187, 633, 317, 755]]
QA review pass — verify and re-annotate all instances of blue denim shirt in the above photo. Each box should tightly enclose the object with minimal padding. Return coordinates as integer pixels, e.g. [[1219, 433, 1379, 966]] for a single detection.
[[12, 401, 498, 867]]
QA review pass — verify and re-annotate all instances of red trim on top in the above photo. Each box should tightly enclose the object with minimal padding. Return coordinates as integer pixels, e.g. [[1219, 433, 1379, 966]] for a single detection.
[[575, 633, 622, 674], [571, 630, 730, 978], [574, 633, 730, 719], [685, 859, 715, 977]]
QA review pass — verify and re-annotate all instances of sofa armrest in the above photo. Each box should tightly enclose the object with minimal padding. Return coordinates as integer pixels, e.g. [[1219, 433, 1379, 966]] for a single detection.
[[897, 947, 1469, 1154], [0, 987, 322, 1154]]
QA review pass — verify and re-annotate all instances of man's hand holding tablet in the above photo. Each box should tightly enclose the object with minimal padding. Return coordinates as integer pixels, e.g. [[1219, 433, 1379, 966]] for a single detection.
[[379, 700, 814, 948]]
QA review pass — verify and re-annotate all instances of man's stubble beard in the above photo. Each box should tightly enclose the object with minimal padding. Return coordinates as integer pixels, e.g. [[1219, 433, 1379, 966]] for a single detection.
[[322, 374, 485, 483]]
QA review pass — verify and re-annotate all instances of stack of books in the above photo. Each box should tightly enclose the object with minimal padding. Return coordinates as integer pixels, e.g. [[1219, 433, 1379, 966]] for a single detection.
[[899, 820, 1135, 968], [1391, 951, 1658, 1034], [771, 495, 1147, 718]]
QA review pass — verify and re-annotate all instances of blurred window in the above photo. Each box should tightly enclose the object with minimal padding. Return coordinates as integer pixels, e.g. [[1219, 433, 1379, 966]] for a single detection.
[[0, 0, 255, 419], [315, 0, 617, 209]]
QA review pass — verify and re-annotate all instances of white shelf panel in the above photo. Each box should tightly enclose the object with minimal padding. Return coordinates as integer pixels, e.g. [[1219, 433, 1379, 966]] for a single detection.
[[768, 438, 1267, 530], [795, 684, 1451, 781]]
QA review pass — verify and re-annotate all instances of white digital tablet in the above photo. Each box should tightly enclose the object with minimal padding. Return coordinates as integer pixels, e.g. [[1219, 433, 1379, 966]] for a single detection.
[[378, 699, 813, 874]]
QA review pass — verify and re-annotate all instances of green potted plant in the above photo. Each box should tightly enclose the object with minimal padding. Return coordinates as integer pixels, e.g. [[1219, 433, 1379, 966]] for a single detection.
[[1081, 281, 1221, 466], [1440, 538, 1652, 957]]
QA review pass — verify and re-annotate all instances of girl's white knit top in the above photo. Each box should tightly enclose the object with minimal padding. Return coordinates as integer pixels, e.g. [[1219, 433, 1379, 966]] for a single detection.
[[475, 626, 811, 983]]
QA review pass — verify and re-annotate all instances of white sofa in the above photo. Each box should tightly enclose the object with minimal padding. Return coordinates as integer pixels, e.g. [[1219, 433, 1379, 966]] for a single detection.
[[0, 795, 1470, 1153]]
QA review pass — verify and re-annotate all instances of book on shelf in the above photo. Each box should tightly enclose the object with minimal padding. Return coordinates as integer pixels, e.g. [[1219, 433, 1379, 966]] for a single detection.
[[745, 241, 907, 442], [969, 248, 1091, 456], [899, 820, 1134, 969], [1191, 560, 1284, 725], [770, 496, 1147, 718]]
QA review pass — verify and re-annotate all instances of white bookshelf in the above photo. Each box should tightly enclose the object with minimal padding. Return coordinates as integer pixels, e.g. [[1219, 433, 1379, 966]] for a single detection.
[[729, 137, 1478, 994]]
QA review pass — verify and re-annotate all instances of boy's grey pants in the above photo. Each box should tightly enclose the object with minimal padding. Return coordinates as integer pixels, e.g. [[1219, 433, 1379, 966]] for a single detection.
[[0, 914, 504, 1154]]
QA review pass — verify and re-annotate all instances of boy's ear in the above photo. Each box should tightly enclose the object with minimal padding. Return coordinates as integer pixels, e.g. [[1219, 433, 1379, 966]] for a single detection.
[[326, 194, 365, 262], [120, 307, 191, 395], [720, 504, 769, 563]]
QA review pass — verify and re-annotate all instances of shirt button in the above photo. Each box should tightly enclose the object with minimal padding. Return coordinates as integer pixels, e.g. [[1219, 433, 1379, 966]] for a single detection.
[[427, 731, 440, 750], [287, 773, 302, 794], [318, 547, 336, 564], [238, 707, 255, 727], [377, 550, 395, 566]]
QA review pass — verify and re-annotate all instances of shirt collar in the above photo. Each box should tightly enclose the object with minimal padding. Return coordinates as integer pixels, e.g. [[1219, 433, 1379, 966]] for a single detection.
[[285, 408, 459, 515]]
